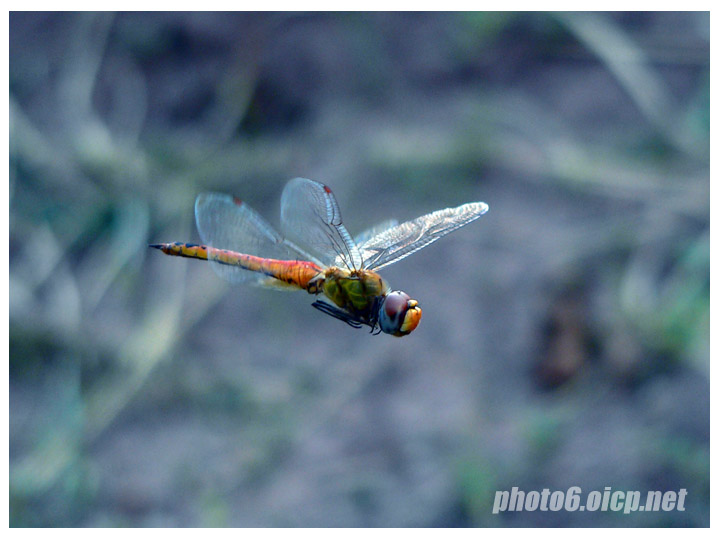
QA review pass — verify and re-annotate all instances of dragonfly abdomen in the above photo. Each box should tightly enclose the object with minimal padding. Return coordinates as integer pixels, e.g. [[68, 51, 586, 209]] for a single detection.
[[149, 242, 323, 289]]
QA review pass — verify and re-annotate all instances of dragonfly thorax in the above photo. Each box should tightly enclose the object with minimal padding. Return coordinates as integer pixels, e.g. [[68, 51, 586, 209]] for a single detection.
[[314, 267, 388, 313]]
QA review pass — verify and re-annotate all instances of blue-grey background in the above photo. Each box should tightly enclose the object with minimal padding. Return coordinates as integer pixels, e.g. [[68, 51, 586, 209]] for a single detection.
[[9, 12, 709, 527]]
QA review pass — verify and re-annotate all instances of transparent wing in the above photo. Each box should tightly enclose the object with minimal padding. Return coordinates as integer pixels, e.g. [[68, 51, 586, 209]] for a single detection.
[[360, 201, 489, 271], [280, 178, 363, 270], [355, 219, 399, 247], [195, 192, 320, 287]]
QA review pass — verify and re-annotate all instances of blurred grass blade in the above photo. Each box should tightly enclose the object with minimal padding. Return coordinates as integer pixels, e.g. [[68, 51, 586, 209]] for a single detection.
[[81, 199, 150, 312], [556, 12, 694, 155]]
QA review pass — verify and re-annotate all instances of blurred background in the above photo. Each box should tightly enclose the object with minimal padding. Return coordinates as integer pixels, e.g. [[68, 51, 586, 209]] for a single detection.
[[9, 12, 709, 527]]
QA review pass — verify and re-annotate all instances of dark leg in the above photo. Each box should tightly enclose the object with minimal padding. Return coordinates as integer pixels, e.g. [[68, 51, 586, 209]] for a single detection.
[[311, 300, 364, 329]]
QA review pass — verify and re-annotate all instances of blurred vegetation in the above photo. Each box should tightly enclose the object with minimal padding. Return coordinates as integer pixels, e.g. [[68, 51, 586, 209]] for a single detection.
[[9, 12, 708, 527]]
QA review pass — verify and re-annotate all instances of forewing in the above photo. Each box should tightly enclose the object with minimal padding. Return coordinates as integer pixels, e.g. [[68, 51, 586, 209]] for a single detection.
[[355, 219, 399, 247], [361, 201, 489, 271], [280, 178, 363, 270], [195, 192, 318, 287]]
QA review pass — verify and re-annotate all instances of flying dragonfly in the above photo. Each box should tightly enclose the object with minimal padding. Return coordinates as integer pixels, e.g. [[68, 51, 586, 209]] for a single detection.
[[150, 178, 488, 336]]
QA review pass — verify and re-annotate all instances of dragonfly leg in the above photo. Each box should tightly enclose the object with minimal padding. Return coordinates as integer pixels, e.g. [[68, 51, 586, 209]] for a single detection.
[[311, 300, 365, 329]]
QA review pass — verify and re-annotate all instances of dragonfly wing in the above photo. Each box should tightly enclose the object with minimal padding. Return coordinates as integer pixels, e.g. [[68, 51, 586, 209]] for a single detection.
[[361, 201, 489, 271], [195, 192, 319, 287], [355, 219, 399, 247], [280, 178, 363, 270]]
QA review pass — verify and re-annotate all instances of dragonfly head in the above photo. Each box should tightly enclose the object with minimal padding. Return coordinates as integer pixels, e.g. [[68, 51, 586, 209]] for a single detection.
[[378, 291, 422, 337]]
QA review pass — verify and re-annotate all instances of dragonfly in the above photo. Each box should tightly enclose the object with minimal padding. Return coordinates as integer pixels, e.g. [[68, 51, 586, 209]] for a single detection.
[[150, 178, 488, 337]]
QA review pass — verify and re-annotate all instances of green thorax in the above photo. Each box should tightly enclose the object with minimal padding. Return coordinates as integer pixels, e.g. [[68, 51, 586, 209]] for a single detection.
[[321, 267, 388, 314]]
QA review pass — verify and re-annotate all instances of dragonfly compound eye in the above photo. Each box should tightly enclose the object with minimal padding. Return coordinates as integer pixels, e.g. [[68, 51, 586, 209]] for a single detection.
[[379, 291, 422, 337]]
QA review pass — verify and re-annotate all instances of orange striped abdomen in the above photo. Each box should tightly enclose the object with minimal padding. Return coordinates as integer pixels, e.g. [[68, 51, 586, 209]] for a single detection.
[[150, 242, 323, 290]]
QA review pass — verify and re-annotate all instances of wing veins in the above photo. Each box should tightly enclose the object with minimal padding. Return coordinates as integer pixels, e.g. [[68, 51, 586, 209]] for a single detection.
[[282, 178, 362, 270], [361, 201, 489, 270]]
